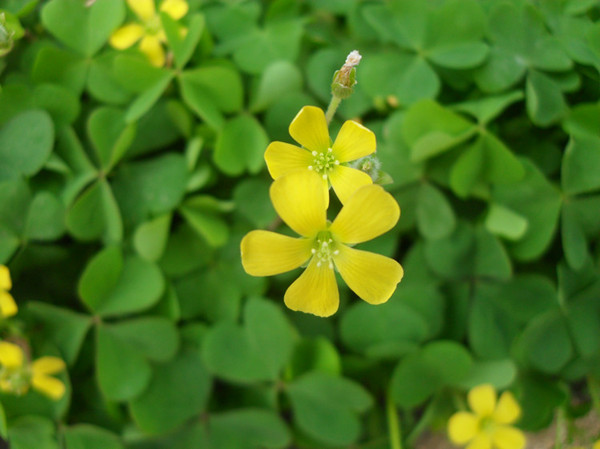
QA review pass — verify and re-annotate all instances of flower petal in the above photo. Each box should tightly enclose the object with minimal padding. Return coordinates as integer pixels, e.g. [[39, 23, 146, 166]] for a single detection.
[[0, 292, 18, 318], [593, 441, 600, 449], [334, 245, 403, 304], [241, 231, 312, 276], [289, 106, 330, 153], [466, 434, 492, 449], [284, 258, 339, 317], [139, 35, 165, 67], [32, 357, 66, 376], [127, 0, 156, 21], [329, 184, 400, 244], [32, 374, 65, 400], [491, 426, 526, 449], [0, 342, 23, 369], [448, 411, 479, 444], [264, 142, 313, 179], [329, 164, 373, 204], [109, 23, 145, 49], [0, 265, 11, 290], [493, 391, 521, 424], [468, 384, 496, 417], [270, 171, 326, 237], [160, 0, 188, 19], [332, 120, 376, 162]]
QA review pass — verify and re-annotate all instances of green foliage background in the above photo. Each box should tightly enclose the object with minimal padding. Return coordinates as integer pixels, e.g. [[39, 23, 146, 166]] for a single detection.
[[0, 0, 599, 447]]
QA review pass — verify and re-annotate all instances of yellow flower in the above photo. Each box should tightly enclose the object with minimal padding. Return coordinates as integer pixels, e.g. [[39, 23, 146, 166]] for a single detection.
[[264, 106, 376, 205], [109, 0, 188, 66], [0, 265, 17, 318], [594, 441, 600, 449], [0, 341, 66, 400], [448, 384, 525, 449], [241, 171, 404, 317]]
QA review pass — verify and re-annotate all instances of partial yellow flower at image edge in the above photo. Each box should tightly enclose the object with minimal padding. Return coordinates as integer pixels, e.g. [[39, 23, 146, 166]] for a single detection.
[[0, 265, 18, 318], [448, 384, 525, 449], [241, 171, 404, 317], [264, 105, 376, 205], [109, 0, 188, 67], [0, 341, 66, 400]]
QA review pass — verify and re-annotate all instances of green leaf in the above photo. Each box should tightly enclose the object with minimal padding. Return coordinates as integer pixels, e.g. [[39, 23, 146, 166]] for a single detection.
[[180, 196, 229, 247], [561, 135, 600, 195], [416, 182, 456, 239], [64, 425, 124, 449], [561, 205, 589, 270], [9, 416, 58, 449], [113, 55, 170, 93], [87, 54, 133, 105], [32, 46, 88, 95], [563, 103, 600, 138], [87, 107, 136, 171], [23, 192, 65, 241], [125, 72, 174, 123], [129, 348, 212, 434], [450, 139, 484, 197], [41, 0, 125, 57], [214, 114, 269, 176], [96, 326, 152, 401], [133, 214, 172, 262], [161, 13, 205, 70], [180, 65, 243, 113], [203, 297, 294, 383], [33, 83, 80, 126], [179, 78, 224, 130], [109, 317, 179, 363], [233, 178, 277, 228], [526, 69, 567, 126], [79, 246, 164, 317], [457, 359, 517, 390], [250, 60, 302, 112], [454, 91, 523, 125], [0, 110, 54, 180], [287, 372, 372, 447], [288, 337, 341, 378], [485, 203, 529, 240], [26, 302, 92, 366]]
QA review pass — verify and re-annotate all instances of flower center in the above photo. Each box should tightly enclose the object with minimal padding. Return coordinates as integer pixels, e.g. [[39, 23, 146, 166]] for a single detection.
[[145, 15, 162, 35], [479, 416, 496, 434], [307, 148, 340, 179], [311, 232, 339, 269], [0, 366, 31, 395]]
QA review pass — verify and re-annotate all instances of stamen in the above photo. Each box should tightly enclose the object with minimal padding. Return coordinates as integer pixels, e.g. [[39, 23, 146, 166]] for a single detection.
[[311, 248, 316, 254], [322, 174, 327, 179], [308, 165, 313, 170], [312, 151, 318, 156]]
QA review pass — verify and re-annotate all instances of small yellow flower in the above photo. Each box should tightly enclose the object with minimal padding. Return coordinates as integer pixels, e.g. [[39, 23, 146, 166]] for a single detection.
[[0, 265, 17, 318], [594, 441, 600, 449], [109, 0, 188, 66], [448, 384, 525, 449], [264, 106, 376, 205], [241, 171, 404, 317], [0, 341, 66, 400]]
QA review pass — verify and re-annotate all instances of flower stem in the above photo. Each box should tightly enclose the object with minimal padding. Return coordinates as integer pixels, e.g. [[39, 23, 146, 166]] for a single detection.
[[554, 407, 565, 449], [387, 391, 403, 449], [588, 375, 600, 417], [325, 95, 342, 125]]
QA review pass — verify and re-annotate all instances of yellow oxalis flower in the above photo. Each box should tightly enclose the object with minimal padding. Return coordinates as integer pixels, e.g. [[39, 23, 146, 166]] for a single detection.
[[0, 265, 18, 318], [241, 171, 404, 317], [0, 341, 66, 400], [109, 0, 188, 67], [448, 384, 525, 449], [264, 106, 376, 205]]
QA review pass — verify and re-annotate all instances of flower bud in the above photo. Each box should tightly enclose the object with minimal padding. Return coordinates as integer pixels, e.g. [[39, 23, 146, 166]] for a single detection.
[[331, 50, 362, 99]]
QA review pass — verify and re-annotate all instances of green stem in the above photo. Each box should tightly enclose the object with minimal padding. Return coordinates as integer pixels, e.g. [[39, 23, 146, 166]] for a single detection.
[[554, 407, 565, 449], [325, 95, 342, 125], [387, 392, 403, 449], [588, 376, 600, 417]]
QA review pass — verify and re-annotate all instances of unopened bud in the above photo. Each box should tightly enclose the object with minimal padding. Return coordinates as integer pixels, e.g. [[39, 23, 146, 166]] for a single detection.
[[331, 50, 362, 99]]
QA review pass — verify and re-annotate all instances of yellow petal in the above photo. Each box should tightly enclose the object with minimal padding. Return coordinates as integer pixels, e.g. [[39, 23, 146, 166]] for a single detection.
[[466, 434, 492, 449], [493, 391, 521, 424], [139, 35, 165, 67], [0, 342, 23, 369], [127, 0, 156, 21], [32, 357, 66, 376], [289, 106, 330, 152], [329, 184, 400, 244], [331, 120, 376, 162], [447, 411, 479, 444], [270, 171, 326, 237], [593, 441, 600, 449], [329, 164, 373, 205], [491, 426, 526, 449], [32, 374, 65, 400], [264, 142, 313, 179], [241, 231, 312, 276], [468, 384, 497, 417], [0, 292, 18, 318], [334, 245, 403, 304], [160, 0, 188, 19], [109, 23, 145, 49], [284, 258, 339, 317], [0, 265, 11, 290]]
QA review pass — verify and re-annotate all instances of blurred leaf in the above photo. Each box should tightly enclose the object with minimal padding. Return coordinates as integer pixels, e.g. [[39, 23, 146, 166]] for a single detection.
[[130, 348, 212, 434], [133, 214, 172, 262], [288, 337, 341, 378], [41, 0, 125, 57], [526, 69, 567, 126], [485, 203, 528, 241], [109, 317, 179, 363], [125, 72, 174, 124], [63, 425, 124, 449], [23, 192, 65, 241], [9, 416, 58, 449], [180, 196, 229, 247], [416, 182, 456, 239], [161, 13, 205, 70], [0, 110, 54, 180], [561, 205, 589, 270], [561, 135, 600, 195], [233, 178, 277, 228], [88, 107, 136, 171], [181, 65, 243, 113], [563, 103, 600, 138], [457, 359, 517, 390], [32, 46, 88, 95], [250, 60, 303, 112], [287, 372, 372, 446]]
